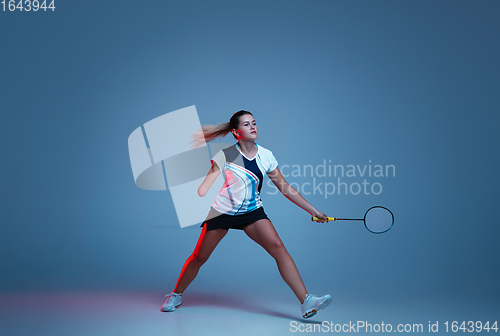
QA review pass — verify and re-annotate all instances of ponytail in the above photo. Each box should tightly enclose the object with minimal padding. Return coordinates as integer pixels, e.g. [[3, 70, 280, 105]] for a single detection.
[[190, 110, 253, 149], [191, 122, 232, 149]]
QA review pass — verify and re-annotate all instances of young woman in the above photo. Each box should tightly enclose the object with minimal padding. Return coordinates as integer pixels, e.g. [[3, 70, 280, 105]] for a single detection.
[[161, 110, 331, 318]]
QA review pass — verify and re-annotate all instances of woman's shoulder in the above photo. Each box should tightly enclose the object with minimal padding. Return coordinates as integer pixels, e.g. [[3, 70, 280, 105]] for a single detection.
[[257, 143, 273, 153], [257, 144, 276, 159], [257, 144, 279, 172]]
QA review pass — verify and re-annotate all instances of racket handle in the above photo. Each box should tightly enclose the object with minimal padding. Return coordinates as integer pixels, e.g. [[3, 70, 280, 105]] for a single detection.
[[311, 216, 336, 221]]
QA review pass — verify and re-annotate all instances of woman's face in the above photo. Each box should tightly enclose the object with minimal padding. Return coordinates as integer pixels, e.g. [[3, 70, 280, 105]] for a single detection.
[[234, 114, 258, 141]]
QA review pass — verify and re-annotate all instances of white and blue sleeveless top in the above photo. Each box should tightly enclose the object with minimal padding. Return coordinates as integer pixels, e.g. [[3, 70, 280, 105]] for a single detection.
[[210, 143, 278, 215]]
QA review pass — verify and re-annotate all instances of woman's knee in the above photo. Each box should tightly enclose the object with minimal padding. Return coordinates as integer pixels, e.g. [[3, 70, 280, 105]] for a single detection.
[[191, 251, 211, 265], [266, 238, 287, 256]]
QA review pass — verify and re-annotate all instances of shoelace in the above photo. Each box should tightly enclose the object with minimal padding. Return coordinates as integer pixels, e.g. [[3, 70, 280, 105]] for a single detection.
[[165, 293, 180, 303]]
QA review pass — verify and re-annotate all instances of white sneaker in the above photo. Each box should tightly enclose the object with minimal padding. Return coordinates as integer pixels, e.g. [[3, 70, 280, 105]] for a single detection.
[[301, 293, 331, 318], [161, 292, 182, 312]]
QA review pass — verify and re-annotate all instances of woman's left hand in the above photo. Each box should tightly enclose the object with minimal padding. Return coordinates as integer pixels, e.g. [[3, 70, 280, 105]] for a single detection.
[[310, 209, 328, 223]]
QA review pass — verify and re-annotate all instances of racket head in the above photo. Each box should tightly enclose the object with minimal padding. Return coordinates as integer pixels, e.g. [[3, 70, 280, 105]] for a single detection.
[[363, 206, 394, 234]]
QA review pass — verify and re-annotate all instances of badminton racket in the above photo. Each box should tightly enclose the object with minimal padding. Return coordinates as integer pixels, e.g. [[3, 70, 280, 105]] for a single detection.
[[311, 206, 394, 234]]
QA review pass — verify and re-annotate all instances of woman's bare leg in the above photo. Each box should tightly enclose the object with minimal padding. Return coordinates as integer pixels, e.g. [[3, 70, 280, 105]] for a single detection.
[[243, 219, 308, 304], [173, 225, 228, 293]]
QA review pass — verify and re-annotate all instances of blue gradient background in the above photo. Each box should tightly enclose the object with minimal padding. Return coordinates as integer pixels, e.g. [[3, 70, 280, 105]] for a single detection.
[[1, 0, 499, 334]]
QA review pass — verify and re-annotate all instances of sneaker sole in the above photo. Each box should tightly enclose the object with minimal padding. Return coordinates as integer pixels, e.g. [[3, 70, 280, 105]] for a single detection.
[[303, 309, 318, 318], [160, 303, 181, 312]]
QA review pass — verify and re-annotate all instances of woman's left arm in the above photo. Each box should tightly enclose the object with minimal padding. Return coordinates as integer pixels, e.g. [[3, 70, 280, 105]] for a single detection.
[[267, 167, 328, 223]]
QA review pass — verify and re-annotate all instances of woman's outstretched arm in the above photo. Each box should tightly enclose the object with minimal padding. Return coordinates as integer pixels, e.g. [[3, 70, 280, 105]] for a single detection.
[[267, 167, 328, 223], [197, 162, 221, 197]]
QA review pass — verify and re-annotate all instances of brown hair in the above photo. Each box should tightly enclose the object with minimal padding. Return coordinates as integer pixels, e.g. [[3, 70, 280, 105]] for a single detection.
[[191, 110, 253, 149]]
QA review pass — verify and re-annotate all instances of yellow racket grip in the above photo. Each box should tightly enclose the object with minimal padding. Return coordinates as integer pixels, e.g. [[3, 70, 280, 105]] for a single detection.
[[311, 216, 336, 221]]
